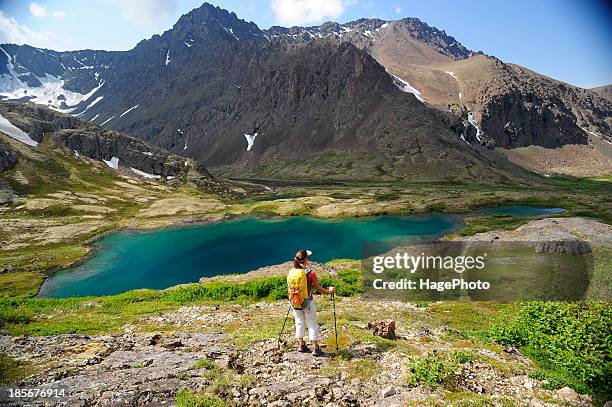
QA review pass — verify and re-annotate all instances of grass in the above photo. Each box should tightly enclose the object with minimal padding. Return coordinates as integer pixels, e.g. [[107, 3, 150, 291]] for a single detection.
[[0, 354, 37, 385], [175, 388, 228, 407], [443, 392, 516, 407], [0, 271, 45, 297], [0, 264, 362, 336], [447, 215, 531, 238], [406, 350, 478, 388], [426, 301, 520, 339], [0, 244, 90, 287]]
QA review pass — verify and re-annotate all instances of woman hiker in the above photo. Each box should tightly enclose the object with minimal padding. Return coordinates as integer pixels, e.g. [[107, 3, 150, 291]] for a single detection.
[[287, 249, 336, 357]]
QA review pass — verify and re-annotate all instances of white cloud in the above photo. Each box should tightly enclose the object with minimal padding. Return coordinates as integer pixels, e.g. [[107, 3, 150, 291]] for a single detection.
[[0, 11, 52, 46], [29, 2, 48, 18], [271, 0, 357, 26], [29, 3, 66, 20], [395, 6, 402, 14], [113, 0, 179, 26]]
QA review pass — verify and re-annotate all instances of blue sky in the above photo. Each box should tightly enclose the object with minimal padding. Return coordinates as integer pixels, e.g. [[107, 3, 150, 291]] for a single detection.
[[0, 0, 610, 88]]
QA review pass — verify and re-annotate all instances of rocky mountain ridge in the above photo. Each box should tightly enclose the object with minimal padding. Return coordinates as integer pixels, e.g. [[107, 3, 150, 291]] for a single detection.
[[0, 2, 609, 179], [0, 101, 208, 179]]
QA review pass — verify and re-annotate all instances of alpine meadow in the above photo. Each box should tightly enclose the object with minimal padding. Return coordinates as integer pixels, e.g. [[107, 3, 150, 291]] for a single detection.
[[0, 1, 610, 406]]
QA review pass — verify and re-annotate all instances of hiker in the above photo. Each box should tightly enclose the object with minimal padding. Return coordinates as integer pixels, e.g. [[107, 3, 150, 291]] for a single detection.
[[287, 249, 336, 356]]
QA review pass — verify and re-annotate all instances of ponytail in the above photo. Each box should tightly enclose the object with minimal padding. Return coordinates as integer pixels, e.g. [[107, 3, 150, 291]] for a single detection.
[[293, 249, 308, 269]]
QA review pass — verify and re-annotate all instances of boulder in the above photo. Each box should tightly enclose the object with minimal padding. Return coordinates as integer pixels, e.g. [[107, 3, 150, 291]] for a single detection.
[[367, 320, 396, 339], [0, 142, 16, 172], [557, 386, 580, 402]]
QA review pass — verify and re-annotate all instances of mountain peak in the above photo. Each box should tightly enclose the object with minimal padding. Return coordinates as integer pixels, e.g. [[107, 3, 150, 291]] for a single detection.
[[169, 2, 266, 43], [263, 16, 473, 60]]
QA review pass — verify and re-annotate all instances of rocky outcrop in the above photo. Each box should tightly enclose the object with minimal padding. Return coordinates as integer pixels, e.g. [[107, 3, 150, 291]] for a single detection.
[[54, 129, 193, 177], [591, 84, 612, 103], [0, 101, 211, 178], [461, 217, 612, 248], [0, 141, 16, 172]]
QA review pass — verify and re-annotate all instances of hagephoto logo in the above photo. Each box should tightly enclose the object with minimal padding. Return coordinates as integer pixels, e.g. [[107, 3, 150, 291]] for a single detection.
[[361, 240, 594, 301]]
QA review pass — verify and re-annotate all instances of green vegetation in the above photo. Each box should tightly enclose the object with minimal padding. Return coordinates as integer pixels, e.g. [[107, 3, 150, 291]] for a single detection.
[[489, 301, 611, 400], [448, 215, 530, 238], [406, 350, 478, 388], [193, 358, 218, 370], [175, 388, 228, 407], [0, 264, 362, 336], [0, 354, 36, 384], [0, 271, 45, 297]]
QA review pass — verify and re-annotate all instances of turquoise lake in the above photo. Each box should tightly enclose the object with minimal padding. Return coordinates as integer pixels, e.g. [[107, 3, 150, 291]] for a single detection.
[[38, 206, 564, 298]]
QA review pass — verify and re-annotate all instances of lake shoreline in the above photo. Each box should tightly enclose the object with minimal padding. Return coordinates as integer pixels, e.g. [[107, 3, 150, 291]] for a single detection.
[[38, 205, 567, 298]]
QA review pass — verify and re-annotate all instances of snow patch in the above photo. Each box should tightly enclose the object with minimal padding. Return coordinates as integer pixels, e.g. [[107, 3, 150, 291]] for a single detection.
[[0, 113, 38, 146], [165, 50, 171, 66], [244, 132, 258, 151], [130, 167, 161, 179], [389, 73, 424, 102], [184, 42, 192, 48], [376, 23, 389, 31], [166, 175, 175, 180], [119, 105, 138, 117], [467, 112, 483, 142], [100, 115, 115, 126], [103, 156, 119, 169], [75, 96, 103, 116], [90, 114, 100, 122], [142, 151, 153, 156], [220, 23, 240, 41]]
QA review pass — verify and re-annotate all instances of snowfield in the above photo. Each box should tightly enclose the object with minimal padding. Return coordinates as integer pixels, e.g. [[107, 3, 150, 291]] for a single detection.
[[103, 157, 119, 169], [0, 113, 39, 146], [389, 73, 425, 102], [0, 46, 105, 113]]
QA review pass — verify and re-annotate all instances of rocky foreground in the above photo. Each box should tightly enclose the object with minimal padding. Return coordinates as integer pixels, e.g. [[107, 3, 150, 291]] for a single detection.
[[0, 217, 608, 406], [0, 298, 596, 406]]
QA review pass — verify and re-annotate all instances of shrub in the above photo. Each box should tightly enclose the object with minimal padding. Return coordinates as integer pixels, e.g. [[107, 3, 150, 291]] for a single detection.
[[192, 359, 217, 370], [406, 350, 476, 388], [489, 302, 611, 398], [175, 388, 227, 407]]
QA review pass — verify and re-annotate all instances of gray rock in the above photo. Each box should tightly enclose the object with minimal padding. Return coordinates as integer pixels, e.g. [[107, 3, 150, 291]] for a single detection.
[[381, 386, 396, 397], [557, 386, 581, 402]]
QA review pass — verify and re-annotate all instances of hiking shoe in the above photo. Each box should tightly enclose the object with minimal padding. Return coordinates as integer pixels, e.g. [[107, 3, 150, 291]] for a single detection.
[[312, 347, 325, 357], [298, 344, 311, 353]]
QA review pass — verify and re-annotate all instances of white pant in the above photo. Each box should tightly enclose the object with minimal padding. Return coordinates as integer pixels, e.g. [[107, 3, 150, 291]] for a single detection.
[[293, 299, 319, 341]]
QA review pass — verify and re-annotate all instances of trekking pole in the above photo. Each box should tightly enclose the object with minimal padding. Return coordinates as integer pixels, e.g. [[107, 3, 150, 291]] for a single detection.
[[332, 292, 339, 352], [278, 304, 292, 350]]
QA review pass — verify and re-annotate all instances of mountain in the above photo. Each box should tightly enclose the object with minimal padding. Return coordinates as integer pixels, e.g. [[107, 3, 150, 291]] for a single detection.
[[0, 2, 609, 180], [262, 17, 612, 150], [0, 100, 210, 179], [591, 84, 612, 103]]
